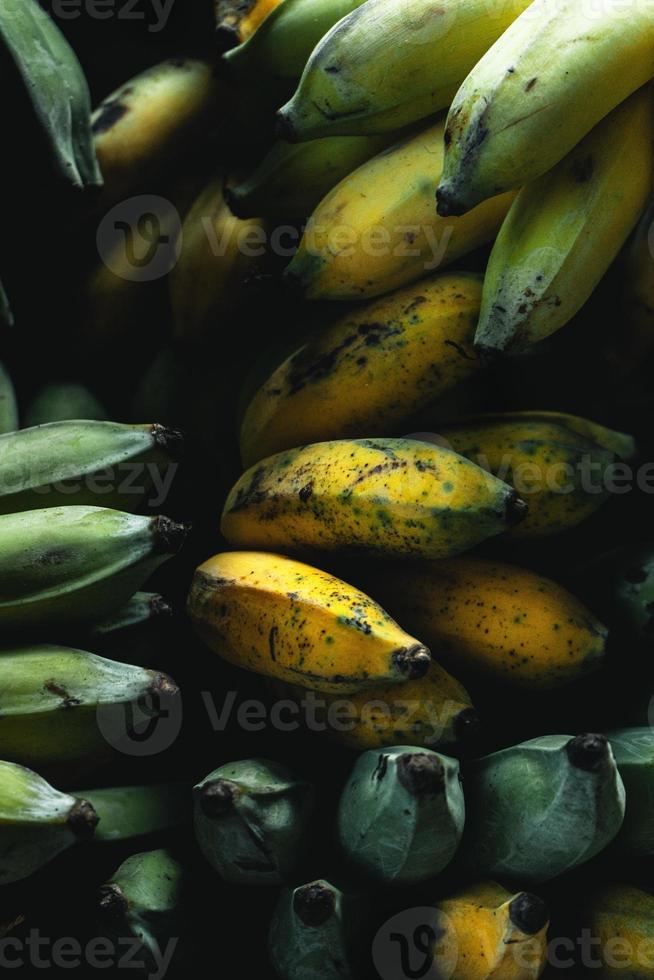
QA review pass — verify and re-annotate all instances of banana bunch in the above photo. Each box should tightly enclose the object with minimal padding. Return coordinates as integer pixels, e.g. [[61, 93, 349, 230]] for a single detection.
[[193, 759, 315, 885], [80, 783, 188, 841], [188, 550, 431, 693], [356, 557, 608, 689], [284, 119, 515, 300], [240, 273, 484, 465], [24, 383, 109, 426], [456, 734, 626, 882], [215, 0, 283, 51], [606, 728, 654, 856], [583, 884, 654, 979], [0, 361, 18, 434], [222, 438, 525, 558], [337, 746, 465, 884]]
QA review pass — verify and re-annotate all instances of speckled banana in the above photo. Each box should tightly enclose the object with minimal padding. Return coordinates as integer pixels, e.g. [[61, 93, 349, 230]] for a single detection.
[[432, 881, 550, 980], [0, 361, 18, 434], [188, 550, 431, 693], [437, 1, 654, 216], [474, 90, 654, 356], [583, 884, 654, 979], [0, 421, 182, 514], [606, 728, 654, 856], [194, 759, 315, 885], [0, 760, 98, 885], [240, 274, 483, 466], [0, 506, 187, 630], [456, 734, 626, 882], [215, 0, 283, 51], [337, 746, 464, 884], [0, 0, 100, 189], [358, 557, 608, 689], [438, 411, 634, 537], [80, 784, 188, 842], [284, 119, 516, 300], [223, 438, 525, 558], [24, 383, 109, 426], [277, 0, 532, 140]]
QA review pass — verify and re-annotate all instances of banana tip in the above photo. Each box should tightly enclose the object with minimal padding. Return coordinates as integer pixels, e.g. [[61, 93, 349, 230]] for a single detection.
[[152, 516, 191, 555], [505, 490, 528, 527], [275, 109, 298, 143], [152, 424, 184, 460], [393, 644, 431, 680], [150, 672, 179, 699], [566, 732, 609, 772], [397, 752, 445, 797], [509, 892, 549, 935], [293, 882, 335, 927], [68, 798, 99, 839], [97, 883, 128, 920], [214, 24, 240, 54], [198, 778, 240, 818], [435, 185, 467, 217], [223, 183, 248, 219]]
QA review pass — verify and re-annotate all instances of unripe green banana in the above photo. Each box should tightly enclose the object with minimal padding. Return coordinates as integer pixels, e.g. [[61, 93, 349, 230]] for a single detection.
[[589, 543, 654, 651], [194, 759, 315, 885], [337, 746, 464, 884], [0, 360, 18, 434], [456, 734, 626, 882], [0, 0, 100, 189], [607, 728, 654, 856], [87, 592, 172, 637], [0, 506, 188, 630], [24, 383, 109, 427], [0, 760, 98, 884], [0, 421, 182, 514], [80, 784, 189, 842]]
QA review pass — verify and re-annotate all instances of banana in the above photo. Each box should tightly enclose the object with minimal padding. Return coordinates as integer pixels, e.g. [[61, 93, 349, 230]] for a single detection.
[[456, 733, 625, 882], [24, 383, 109, 426], [277, 0, 532, 140], [240, 273, 484, 466], [357, 557, 608, 689], [223, 438, 525, 559], [194, 759, 315, 885], [437, 1, 654, 216], [79, 784, 188, 842], [284, 119, 516, 300], [215, 0, 284, 50], [0, 760, 98, 884], [0, 360, 18, 434], [0, 506, 188, 630], [86, 592, 172, 637], [0, 421, 182, 514], [0, 0, 100, 189], [583, 884, 654, 978], [473, 89, 654, 356], [187, 550, 431, 693], [606, 728, 654, 856], [437, 411, 634, 537], [432, 880, 550, 980], [337, 746, 464, 884], [581, 543, 654, 651], [0, 644, 177, 773]]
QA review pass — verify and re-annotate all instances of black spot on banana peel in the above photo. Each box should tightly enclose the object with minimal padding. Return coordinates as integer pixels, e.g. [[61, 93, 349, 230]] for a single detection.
[[392, 645, 431, 681], [293, 882, 335, 927], [509, 892, 549, 936], [397, 752, 445, 797], [67, 798, 99, 839]]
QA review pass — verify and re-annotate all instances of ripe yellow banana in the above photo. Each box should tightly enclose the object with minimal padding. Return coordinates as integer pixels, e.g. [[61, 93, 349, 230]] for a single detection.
[[358, 557, 607, 688], [437, 0, 654, 216], [215, 0, 283, 51], [277, 0, 532, 140], [222, 438, 526, 558], [240, 273, 484, 466], [284, 119, 516, 300], [474, 89, 654, 356], [583, 884, 654, 978], [437, 411, 634, 537], [187, 550, 431, 693]]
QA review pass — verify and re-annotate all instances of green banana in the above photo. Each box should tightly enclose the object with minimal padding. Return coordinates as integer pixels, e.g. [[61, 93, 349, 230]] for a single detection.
[[607, 728, 654, 856], [590, 544, 654, 650], [456, 734, 626, 882], [79, 784, 188, 842], [86, 592, 172, 637], [337, 746, 464, 884], [193, 759, 315, 885], [0, 760, 98, 884], [0, 360, 18, 433], [0, 0, 100, 188], [0, 506, 187, 630], [0, 421, 182, 514], [24, 383, 109, 426]]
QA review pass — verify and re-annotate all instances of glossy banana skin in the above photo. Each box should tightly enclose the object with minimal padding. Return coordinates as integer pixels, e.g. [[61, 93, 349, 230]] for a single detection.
[[0, 760, 98, 885], [80, 784, 188, 842], [278, 0, 532, 139], [187, 550, 431, 694], [24, 384, 109, 426], [284, 119, 516, 300], [433, 880, 550, 980], [215, 0, 283, 51], [438, 411, 633, 537], [337, 746, 464, 884], [0, 506, 187, 630], [240, 273, 484, 466], [194, 759, 315, 885], [437, 0, 654, 216], [606, 728, 654, 856], [222, 438, 525, 559], [474, 89, 654, 355], [456, 734, 626, 882], [583, 884, 654, 979], [0, 361, 18, 434], [358, 557, 608, 689]]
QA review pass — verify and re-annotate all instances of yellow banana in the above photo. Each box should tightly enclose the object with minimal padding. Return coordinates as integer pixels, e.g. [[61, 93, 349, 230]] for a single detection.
[[437, 411, 634, 537], [240, 273, 484, 466], [215, 0, 283, 50], [583, 884, 654, 978], [437, 0, 654, 216], [432, 881, 549, 979], [284, 119, 516, 300], [474, 89, 654, 355], [187, 550, 431, 693], [222, 438, 526, 559], [358, 557, 607, 688]]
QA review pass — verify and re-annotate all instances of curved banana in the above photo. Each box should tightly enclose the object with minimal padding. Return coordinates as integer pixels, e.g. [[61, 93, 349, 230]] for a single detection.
[[358, 557, 608, 689], [583, 884, 654, 979], [606, 728, 654, 856], [437, 1, 654, 216], [277, 0, 532, 140], [240, 273, 483, 466], [215, 0, 283, 51], [0, 360, 18, 434], [24, 383, 108, 427], [284, 119, 515, 300], [187, 550, 431, 693], [337, 746, 464, 884], [80, 784, 188, 842], [223, 438, 525, 558], [457, 733, 626, 882], [474, 89, 654, 355]]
